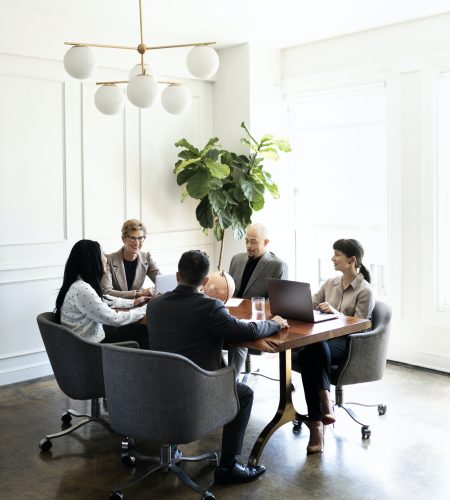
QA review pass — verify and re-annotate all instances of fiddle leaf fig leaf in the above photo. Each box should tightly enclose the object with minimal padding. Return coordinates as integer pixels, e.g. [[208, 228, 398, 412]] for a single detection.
[[240, 177, 265, 201], [218, 210, 233, 229], [176, 166, 196, 186], [175, 138, 200, 155], [251, 193, 265, 211], [271, 138, 292, 152], [186, 169, 213, 199], [196, 197, 214, 229], [209, 189, 228, 212], [205, 159, 230, 179], [213, 223, 224, 241], [174, 157, 202, 174], [259, 148, 279, 161]]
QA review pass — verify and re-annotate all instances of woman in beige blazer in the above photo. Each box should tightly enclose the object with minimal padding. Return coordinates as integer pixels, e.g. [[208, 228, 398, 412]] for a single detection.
[[100, 219, 160, 349], [101, 219, 160, 299]]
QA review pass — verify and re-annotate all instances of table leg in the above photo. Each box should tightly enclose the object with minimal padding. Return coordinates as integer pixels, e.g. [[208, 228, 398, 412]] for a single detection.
[[248, 349, 303, 466]]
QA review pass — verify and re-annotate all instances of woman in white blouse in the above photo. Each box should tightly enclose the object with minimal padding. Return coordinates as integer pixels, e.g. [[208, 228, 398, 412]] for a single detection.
[[55, 240, 149, 346], [292, 239, 375, 455]]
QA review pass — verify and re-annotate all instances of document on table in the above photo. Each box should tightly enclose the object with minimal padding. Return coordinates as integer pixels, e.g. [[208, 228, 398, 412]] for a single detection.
[[225, 298, 243, 307]]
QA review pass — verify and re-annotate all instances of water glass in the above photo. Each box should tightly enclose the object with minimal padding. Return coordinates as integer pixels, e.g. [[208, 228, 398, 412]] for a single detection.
[[251, 297, 266, 321]]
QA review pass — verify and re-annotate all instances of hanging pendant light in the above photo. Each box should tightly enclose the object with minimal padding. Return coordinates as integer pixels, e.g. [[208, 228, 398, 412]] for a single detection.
[[186, 45, 219, 79], [94, 84, 125, 115], [161, 84, 192, 115], [63, 45, 96, 79], [127, 74, 158, 108]]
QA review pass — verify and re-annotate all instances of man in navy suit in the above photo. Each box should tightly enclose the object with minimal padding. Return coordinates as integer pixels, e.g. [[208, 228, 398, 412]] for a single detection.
[[147, 250, 287, 484], [228, 223, 288, 375]]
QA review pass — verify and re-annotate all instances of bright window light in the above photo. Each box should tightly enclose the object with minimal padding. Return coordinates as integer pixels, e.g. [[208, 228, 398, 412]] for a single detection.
[[288, 83, 388, 296]]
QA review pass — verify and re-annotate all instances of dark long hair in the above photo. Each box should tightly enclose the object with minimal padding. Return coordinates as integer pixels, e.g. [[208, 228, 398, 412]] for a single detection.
[[55, 240, 104, 322], [333, 238, 371, 283]]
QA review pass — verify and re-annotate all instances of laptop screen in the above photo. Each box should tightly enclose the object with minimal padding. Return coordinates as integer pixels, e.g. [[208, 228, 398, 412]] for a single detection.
[[154, 273, 178, 294], [267, 278, 338, 323]]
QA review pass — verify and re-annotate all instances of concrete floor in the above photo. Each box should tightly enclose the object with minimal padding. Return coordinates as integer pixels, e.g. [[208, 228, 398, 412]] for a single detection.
[[0, 357, 449, 500]]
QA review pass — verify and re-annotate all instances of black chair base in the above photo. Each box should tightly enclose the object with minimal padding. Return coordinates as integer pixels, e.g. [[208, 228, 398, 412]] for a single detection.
[[112, 443, 218, 499], [292, 401, 387, 440], [240, 352, 280, 385], [39, 398, 111, 451]]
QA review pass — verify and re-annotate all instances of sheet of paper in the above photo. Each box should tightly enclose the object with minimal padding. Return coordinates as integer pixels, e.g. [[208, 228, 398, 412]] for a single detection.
[[225, 297, 243, 307]]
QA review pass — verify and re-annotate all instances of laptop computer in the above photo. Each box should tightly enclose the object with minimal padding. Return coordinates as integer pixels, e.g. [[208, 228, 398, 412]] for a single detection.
[[267, 278, 338, 323], [155, 273, 178, 294]]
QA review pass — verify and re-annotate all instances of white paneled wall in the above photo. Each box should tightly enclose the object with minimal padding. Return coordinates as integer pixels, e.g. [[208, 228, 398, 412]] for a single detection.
[[0, 53, 214, 385]]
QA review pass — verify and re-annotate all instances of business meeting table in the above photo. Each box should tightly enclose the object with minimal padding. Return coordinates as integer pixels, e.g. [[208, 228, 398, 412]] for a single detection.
[[227, 299, 371, 466]]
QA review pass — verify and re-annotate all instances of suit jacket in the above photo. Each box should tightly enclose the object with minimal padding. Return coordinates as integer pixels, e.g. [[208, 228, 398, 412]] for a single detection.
[[147, 285, 281, 371], [229, 250, 288, 299], [101, 248, 160, 299]]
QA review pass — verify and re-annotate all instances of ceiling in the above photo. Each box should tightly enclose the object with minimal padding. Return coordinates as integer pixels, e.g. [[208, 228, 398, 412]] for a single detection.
[[3, 0, 450, 49]]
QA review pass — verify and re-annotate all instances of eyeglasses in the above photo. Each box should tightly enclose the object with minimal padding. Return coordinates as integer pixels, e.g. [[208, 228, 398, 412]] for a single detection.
[[126, 236, 146, 242]]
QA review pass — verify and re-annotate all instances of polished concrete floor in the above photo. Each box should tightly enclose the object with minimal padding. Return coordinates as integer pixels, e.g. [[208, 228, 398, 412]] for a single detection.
[[1, 357, 449, 500]]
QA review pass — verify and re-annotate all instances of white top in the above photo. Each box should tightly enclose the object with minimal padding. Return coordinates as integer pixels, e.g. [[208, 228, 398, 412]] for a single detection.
[[61, 279, 147, 342]]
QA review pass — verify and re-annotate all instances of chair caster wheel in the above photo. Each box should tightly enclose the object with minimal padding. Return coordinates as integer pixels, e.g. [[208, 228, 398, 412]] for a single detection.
[[61, 411, 72, 424], [361, 426, 371, 439], [202, 492, 215, 500], [292, 420, 302, 434], [109, 491, 124, 500], [209, 452, 219, 467], [378, 404, 387, 415], [121, 454, 136, 467], [121, 437, 134, 451], [39, 438, 52, 451]]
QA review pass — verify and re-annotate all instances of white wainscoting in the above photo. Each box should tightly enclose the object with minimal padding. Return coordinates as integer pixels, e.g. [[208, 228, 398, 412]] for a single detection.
[[0, 52, 215, 386]]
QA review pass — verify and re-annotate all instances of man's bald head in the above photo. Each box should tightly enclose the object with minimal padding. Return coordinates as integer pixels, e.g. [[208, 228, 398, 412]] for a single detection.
[[245, 223, 269, 259]]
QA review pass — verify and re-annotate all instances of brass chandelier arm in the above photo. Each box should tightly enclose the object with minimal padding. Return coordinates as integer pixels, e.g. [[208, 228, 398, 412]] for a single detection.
[[64, 42, 137, 51], [96, 80, 180, 86], [64, 41, 216, 51], [147, 41, 216, 50]]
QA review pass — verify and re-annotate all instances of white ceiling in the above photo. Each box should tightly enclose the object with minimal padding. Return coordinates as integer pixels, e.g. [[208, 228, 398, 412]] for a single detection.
[[3, 0, 450, 49]]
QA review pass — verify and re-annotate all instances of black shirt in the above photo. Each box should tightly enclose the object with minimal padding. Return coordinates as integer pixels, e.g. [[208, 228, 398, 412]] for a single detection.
[[123, 258, 138, 291], [237, 256, 262, 298]]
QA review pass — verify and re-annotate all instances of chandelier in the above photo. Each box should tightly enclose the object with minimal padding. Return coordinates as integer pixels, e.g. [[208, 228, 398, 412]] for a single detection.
[[63, 0, 219, 116]]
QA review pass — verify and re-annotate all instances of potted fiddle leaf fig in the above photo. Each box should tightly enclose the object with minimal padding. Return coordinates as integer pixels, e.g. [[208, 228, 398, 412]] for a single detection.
[[173, 122, 291, 269]]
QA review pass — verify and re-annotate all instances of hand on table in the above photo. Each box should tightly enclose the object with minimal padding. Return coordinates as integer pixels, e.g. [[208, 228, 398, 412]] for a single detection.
[[135, 287, 155, 299], [272, 315, 289, 329], [316, 302, 339, 315], [133, 296, 151, 307]]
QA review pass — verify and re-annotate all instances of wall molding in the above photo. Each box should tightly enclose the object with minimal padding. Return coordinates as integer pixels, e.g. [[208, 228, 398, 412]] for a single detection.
[[0, 351, 52, 387]]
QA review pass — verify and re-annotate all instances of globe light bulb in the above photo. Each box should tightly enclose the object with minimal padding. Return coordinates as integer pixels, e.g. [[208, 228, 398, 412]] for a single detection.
[[126, 73, 158, 108], [186, 45, 219, 79], [94, 84, 124, 115], [161, 84, 192, 115], [63, 46, 96, 79]]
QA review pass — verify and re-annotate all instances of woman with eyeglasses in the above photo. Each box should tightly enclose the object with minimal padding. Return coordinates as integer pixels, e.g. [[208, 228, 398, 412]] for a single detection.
[[101, 219, 161, 299]]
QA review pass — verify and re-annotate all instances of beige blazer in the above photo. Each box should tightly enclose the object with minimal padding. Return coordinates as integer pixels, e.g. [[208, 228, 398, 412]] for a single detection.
[[101, 248, 160, 299]]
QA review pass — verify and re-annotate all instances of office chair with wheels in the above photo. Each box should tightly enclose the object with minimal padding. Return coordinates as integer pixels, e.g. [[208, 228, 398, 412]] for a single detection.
[[292, 300, 392, 439], [36, 312, 138, 451], [101, 344, 239, 500]]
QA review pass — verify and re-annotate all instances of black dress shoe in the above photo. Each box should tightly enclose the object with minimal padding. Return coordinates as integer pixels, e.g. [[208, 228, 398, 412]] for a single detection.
[[214, 461, 266, 484]]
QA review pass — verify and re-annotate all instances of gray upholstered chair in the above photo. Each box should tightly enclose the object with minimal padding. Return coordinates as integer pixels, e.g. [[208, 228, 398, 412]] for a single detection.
[[36, 312, 137, 451], [331, 300, 392, 438], [293, 300, 392, 439], [101, 344, 239, 500]]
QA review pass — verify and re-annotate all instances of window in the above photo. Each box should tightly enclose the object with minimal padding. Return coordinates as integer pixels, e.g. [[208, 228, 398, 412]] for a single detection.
[[437, 73, 450, 310], [288, 82, 388, 296]]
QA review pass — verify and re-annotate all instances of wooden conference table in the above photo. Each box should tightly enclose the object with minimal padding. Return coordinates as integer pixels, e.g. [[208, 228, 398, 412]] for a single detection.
[[227, 299, 371, 466]]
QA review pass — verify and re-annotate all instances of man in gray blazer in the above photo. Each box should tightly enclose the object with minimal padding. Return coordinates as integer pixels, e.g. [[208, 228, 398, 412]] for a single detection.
[[228, 223, 288, 375]]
